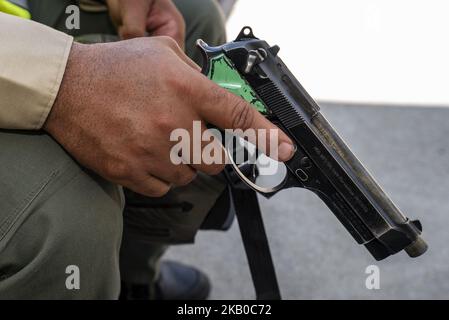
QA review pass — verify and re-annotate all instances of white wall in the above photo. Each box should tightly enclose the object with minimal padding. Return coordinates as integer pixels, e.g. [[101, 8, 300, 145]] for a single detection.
[[227, 0, 449, 106]]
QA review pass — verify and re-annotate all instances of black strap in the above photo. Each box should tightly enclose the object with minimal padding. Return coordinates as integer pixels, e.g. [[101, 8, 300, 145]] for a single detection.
[[229, 186, 281, 300]]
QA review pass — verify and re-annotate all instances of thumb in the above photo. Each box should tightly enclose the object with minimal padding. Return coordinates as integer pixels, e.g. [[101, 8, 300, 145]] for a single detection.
[[117, 0, 151, 39], [197, 81, 295, 162]]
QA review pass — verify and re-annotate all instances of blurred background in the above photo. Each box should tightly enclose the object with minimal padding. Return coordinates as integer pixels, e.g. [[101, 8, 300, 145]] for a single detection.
[[227, 0, 449, 106], [167, 0, 449, 299]]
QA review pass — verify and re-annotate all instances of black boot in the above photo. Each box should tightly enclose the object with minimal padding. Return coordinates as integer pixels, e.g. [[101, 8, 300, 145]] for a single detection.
[[120, 261, 211, 300]]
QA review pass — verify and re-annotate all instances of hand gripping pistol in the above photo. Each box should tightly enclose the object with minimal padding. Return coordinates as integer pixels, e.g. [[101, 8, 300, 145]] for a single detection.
[[196, 27, 427, 293]]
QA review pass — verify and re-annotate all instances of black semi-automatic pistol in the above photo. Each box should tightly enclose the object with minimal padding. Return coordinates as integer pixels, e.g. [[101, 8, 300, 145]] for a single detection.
[[197, 26, 427, 262]]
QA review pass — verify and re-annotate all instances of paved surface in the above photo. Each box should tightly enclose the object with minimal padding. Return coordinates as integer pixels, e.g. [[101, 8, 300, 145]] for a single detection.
[[166, 103, 449, 299]]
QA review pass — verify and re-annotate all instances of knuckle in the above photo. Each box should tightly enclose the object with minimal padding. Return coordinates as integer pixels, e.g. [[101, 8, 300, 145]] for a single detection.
[[154, 115, 175, 132], [173, 169, 197, 186], [146, 184, 171, 197], [157, 35, 178, 49], [121, 27, 145, 39], [211, 88, 228, 105], [103, 160, 129, 181], [230, 99, 254, 130], [205, 163, 225, 175], [166, 74, 192, 96]]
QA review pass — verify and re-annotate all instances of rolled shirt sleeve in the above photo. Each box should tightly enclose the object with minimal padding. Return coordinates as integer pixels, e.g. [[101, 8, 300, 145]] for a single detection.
[[0, 12, 73, 129]]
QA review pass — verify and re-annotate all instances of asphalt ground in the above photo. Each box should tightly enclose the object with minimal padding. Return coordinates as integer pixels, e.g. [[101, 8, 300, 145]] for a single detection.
[[167, 103, 449, 299]]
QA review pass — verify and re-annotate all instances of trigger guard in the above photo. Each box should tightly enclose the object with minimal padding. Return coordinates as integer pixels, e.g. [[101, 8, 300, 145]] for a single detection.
[[225, 139, 287, 196]]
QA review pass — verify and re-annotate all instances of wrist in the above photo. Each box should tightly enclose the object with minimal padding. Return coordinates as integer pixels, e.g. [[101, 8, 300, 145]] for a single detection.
[[43, 42, 88, 135]]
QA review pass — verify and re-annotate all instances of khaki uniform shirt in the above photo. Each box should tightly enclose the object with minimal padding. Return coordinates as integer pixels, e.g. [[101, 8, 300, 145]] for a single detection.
[[0, 12, 73, 129]]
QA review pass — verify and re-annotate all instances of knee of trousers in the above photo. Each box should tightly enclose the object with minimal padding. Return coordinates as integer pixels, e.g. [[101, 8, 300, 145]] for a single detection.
[[174, 0, 227, 63], [0, 131, 124, 299]]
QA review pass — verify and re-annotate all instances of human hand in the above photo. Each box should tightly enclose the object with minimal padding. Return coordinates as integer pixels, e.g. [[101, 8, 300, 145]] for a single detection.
[[44, 38, 294, 197], [107, 0, 185, 49]]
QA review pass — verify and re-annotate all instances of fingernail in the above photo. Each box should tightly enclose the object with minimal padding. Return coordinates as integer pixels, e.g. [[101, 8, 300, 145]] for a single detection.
[[278, 142, 295, 161]]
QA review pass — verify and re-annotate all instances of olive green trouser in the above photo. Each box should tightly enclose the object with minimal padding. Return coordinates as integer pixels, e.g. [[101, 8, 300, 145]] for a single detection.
[[0, 0, 226, 299]]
